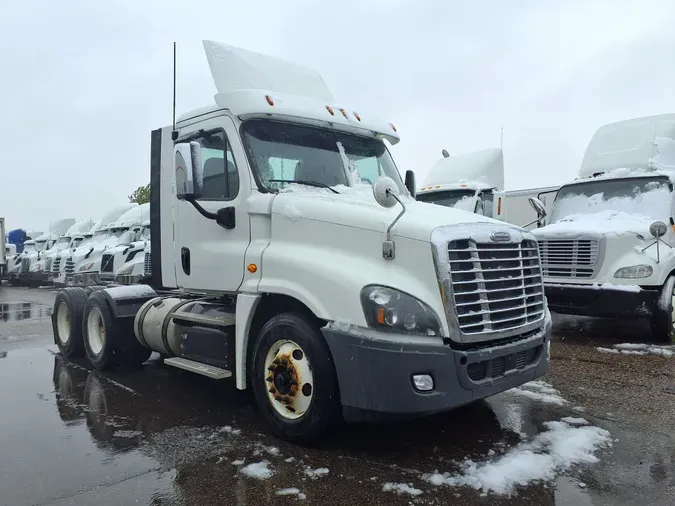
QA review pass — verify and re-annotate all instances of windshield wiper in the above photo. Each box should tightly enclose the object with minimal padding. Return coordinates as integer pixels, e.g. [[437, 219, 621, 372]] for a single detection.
[[267, 179, 340, 194]]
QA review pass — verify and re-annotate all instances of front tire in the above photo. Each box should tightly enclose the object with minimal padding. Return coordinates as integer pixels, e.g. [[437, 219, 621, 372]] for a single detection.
[[650, 275, 675, 343], [250, 312, 340, 445]]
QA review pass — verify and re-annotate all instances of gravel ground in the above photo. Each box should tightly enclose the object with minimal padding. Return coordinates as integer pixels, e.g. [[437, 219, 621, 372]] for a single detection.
[[0, 286, 673, 505]]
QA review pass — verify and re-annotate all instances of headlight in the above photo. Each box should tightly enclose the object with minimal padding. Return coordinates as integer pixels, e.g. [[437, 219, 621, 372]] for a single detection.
[[117, 264, 134, 275], [614, 264, 653, 279], [360, 285, 441, 336], [79, 262, 95, 272]]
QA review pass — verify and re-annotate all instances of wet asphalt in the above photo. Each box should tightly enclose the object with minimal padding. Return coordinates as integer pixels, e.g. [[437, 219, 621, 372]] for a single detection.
[[1, 286, 674, 505]]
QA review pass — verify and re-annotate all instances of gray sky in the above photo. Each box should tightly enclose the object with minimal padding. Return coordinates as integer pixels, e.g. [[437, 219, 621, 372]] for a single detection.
[[2, 0, 675, 231]]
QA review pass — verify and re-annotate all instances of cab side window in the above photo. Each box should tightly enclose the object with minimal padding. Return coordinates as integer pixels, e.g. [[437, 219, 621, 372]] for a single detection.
[[195, 130, 240, 201]]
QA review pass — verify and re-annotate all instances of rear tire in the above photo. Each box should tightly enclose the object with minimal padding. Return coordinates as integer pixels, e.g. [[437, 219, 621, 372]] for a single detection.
[[82, 291, 152, 370], [250, 312, 340, 445], [52, 287, 89, 358], [650, 275, 675, 343]]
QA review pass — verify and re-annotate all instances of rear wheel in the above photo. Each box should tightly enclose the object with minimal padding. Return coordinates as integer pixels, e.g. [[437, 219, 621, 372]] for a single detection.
[[650, 275, 675, 343], [82, 291, 152, 370], [52, 287, 89, 358], [250, 312, 340, 445]]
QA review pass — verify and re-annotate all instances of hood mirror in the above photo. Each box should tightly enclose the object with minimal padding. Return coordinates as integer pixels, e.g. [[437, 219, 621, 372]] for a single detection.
[[373, 176, 407, 260]]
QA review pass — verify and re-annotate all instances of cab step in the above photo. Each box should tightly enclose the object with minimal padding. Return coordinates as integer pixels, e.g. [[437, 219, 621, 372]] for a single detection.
[[169, 312, 236, 329], [163, 357, 233, 379]]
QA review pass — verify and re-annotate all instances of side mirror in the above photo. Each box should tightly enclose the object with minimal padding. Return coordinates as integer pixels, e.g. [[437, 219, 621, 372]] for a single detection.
[[650, 221, 668, 238], [528, 197, 547, 221], [404, 170, 416, 199], [373, 176, 401, 208], [175, 142, 204, 200]]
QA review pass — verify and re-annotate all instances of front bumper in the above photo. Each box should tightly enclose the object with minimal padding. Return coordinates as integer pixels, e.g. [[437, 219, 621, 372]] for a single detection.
[[19, 271, 52, 285], [72, 271, 102, 286], [114, 273, 143, 285], [322, 323, 550, 422], [544, 283, 659, 318]]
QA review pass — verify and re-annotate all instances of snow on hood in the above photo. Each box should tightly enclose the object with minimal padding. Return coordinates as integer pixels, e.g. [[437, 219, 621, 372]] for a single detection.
[[534, 210, 654, 236], [273, 183, 507, 241]]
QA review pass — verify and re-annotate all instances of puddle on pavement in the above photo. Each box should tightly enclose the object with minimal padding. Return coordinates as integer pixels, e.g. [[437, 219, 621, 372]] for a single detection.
[[0, 345, 672, 505], [0, 301, 52, 322]]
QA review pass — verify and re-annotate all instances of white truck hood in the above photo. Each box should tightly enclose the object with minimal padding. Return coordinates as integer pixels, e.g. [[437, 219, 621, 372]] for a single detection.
[[271, 189, 508, 241], [533, 210, 655, 239]]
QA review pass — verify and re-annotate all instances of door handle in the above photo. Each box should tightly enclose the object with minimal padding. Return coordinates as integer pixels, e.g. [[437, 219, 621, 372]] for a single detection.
[[181, 247, 190, 275]]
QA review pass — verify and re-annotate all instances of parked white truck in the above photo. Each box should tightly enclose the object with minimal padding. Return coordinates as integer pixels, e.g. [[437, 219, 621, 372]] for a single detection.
[[15, 219, 75, 286], [416, 148, 558, 229], [533, 113, 675, 342], [27, 219, 93, 286], [51, 40, 551, 444], [98, 214, 150, 283], [0, 218, 6, 281], [57, 205, 137, 287]]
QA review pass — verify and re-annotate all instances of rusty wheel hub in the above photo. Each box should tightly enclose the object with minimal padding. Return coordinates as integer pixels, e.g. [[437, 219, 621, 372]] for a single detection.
[[264, 340, 314, 419]]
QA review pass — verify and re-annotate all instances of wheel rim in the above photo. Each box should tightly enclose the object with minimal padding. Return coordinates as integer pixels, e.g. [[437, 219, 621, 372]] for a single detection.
[[56, 302, 71, 345], [264, 339, 314, 420], [86, 307, 105, 356]]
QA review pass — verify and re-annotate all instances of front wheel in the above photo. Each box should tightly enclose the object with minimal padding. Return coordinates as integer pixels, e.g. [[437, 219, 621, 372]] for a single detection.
[[650, 275, 675, 343], [250, 312, 340, 445]]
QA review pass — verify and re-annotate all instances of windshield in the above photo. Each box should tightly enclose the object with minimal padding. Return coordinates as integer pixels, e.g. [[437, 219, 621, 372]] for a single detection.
[[242, 119, 406, 194], [23, 243, 36, 253], [73, 237, 83, 247], [550, 176, 671, 223], [93, 230, 110, 241], [140, 226, 150, 240], [78, 237, 95, 249], [35, 240, 47, 252], [417, 189, 477, 211], [53, 237, 71, 251]]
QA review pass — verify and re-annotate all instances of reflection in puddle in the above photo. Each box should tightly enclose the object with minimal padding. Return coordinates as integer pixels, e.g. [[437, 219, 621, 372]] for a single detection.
[[0, 302, 52, 322]]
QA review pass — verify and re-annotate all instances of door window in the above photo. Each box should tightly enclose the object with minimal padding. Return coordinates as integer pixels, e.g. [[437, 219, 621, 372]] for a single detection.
[[193, 130, 240, 201]]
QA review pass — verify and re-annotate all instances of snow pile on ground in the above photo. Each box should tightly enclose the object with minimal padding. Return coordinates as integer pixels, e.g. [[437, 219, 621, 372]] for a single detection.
[[596, 343, 675, 357], [240, 461, 274, 479], [423, 418, 612, 495], [382, 482, 423, 496], [305, 467, 329, 479], [507, 380, 567, 406]]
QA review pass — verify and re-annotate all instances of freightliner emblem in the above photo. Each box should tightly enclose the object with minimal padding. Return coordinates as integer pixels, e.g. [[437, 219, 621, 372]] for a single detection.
[[490, 231, 511, 242]]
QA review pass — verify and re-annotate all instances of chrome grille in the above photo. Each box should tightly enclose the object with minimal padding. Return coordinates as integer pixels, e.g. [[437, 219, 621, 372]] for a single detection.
[[65, 257, 75, 281], [101, 253, 115, 273], [52, 257, 61, 275], [144, 252, 151, 277], [448, 239, 545, 334], [538, 239, 599, 278]]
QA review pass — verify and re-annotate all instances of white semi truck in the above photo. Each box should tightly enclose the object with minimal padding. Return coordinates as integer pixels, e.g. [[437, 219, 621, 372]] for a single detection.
[[0, 218, 6, 282], [27, 219, 93, 286], [51, 40, 551, 444], [417, 148, 558, 229], [533, 113, 675, 342], [15, 219, 76, 286], [57, 205, 137, 287], [98, 215, 150, 283]]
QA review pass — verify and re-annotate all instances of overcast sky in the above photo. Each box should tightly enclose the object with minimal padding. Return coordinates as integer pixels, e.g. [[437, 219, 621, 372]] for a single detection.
[[2, 0, 675, 231]]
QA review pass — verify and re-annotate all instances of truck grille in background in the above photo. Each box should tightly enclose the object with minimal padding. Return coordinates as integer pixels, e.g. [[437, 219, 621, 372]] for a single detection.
[[65, 257, 75, 281], [101, 254, 114, 273], [20, 258, 30, 273], [448, 239, 545, 335], [52, 257, 61, 275], [537, 239, 599, 278], [144, 252, 151, 277]]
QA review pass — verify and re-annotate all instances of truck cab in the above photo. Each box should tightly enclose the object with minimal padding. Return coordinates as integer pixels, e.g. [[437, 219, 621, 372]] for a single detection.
[[51, 40, 551, 444], [533, 114, 675, 342], [417, 148, 552, 228]]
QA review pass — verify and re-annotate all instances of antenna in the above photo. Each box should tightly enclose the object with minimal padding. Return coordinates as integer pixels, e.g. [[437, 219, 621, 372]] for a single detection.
[[171, 41, 178, 141], [500, 126, 504, 150]]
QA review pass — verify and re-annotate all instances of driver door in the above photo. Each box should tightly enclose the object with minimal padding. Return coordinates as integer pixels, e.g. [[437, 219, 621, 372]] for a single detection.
[[174, 116, 251, 293]]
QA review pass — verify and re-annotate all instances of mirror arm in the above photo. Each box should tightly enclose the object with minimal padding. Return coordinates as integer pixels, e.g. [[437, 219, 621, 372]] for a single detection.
[[186, 197, 218, 221], [386, 191, 407, 242]]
